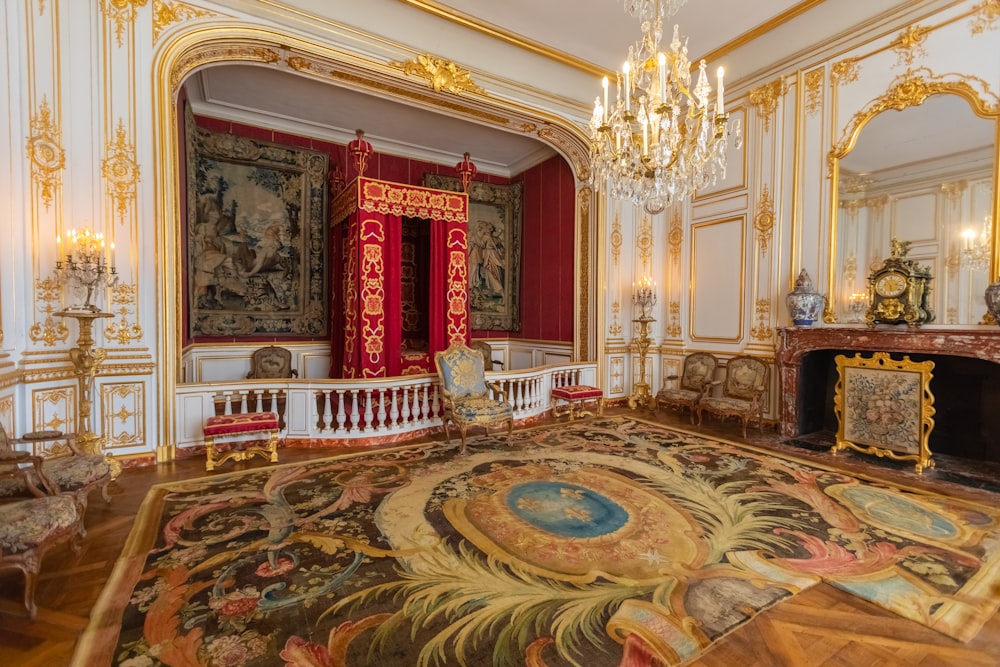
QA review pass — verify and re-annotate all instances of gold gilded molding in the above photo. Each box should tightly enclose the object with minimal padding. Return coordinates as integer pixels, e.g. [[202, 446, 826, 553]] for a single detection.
[[831, 68, 1000, 162], [940, 181, 967, 201], [892, 25, 929, 67], [970, 0, 1000, 34], [102, 382, 145, 448], [28, 278, 69, 346], [103, 119, 140, 223], [830, 58, 860, 88], [153, 1, 216, 42], [609, 301, 622, 337], [668, 209, 682, 265], [754, 186, 775, 254], [27, 99, 65, 209], [577, 186, 591, 360], [611, 213, 622, 267], [805, 68, 824, 116], [637, 214, 653, 271], [170, 46, 281, 93], [749, 79, 787, 133], [390, 54, 486, 95], [105, 282, 144, 345], [667, 301, 681, 338], [751, 299, 772, 341], [33, 387, 75, 434], [102, 0, 149, 47], [609, 357, 625, 394]]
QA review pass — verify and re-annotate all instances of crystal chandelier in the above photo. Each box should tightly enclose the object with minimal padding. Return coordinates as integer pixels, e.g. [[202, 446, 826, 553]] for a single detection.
[[961, 214, 992, 272], [589, 0, 742, 214]]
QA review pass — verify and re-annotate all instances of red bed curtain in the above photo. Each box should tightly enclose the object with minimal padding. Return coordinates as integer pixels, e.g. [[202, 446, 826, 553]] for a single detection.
[[330, 178, 469, 378]]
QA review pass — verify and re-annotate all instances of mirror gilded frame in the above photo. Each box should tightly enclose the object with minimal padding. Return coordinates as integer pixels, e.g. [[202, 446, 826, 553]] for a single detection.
[[826, 70, 1000, 324]]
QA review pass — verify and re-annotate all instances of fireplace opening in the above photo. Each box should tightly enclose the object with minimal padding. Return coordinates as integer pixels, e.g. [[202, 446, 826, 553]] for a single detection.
[[798, 349, 1000, 464]]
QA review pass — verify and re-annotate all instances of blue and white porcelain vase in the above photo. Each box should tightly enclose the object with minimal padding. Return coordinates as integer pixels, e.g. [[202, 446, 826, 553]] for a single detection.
[[786, 269, 825, 326]]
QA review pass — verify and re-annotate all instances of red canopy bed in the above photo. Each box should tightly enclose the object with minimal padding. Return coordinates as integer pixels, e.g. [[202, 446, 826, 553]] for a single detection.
[[329, 177, 470, 378]]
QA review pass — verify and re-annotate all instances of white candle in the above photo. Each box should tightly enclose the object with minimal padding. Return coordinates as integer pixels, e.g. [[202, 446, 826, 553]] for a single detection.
[[717, 66, 725, 114], [602, 76, 609, 124], [658, 53, 666, 101], [622, 62, 630, 113]]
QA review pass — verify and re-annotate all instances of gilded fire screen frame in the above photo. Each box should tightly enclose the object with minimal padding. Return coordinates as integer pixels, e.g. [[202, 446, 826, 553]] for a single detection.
[[833, 351, 936, 474]]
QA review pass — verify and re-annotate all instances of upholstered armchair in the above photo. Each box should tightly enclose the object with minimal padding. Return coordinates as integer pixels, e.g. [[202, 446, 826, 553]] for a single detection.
[[695, 355, 769, 438], [0, 424, 111, 516], [0, 452, 85, 618], [246, 345, 298, 379], [471, 340, 504, 370], [655, 352, 719, 423], [434, 343, 513, 453]]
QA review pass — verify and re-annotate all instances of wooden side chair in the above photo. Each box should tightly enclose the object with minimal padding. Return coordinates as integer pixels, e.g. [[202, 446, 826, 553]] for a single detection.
[[655, 352, 719, 423], [0, 452, 85, 618], [471, 340, 504, 370], [695, 355, 769, 438], [0, 424, 111, 516], [434, 342, 513, 453]]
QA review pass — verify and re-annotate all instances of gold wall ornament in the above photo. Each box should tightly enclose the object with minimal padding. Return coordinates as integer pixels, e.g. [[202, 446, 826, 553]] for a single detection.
[[287, 55, 326, 76], [970, 0, 1000, 34], [609, 301, 622, 336], [637, 214, 653, 270], [102, 119, 140, 223], [105, 282, 144, 345], [101, 382, 145, 448], [609, 357, 625, 394], [667, 301, 682, 337], [805, 68, 824, 116], [390, 54, 486, 95], [102, 0, 149, 47], [749, 79, 787, 133], [33, 388, 74, 434], [611, 213, 622, 266], [751, 299, 773, 341], [891, 25, 929, 67], [940, 180, 967, 200], [26, 98, 65, 209], [753, 186, 775, 253], [830, 58, 860, 88], [668, 210, 682, 265], [153, 1, 217, 41], [29, 277, 70, 346]]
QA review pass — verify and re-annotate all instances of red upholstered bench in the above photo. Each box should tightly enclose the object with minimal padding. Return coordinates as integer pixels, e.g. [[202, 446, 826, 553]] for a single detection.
[[203, 412, 280, 472], [551, 385, 604, 421]]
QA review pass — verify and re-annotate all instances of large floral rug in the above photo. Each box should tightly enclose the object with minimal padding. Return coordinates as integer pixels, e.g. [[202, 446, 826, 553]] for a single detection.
[[73, 417, 1000, 666]]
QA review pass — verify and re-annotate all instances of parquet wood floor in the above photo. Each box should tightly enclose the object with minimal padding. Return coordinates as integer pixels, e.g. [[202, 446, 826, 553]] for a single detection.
[[2, 408, 998, 666]]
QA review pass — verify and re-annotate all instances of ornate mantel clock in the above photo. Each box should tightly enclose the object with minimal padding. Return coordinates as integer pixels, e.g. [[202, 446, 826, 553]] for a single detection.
[[865, 238, 934, 327]]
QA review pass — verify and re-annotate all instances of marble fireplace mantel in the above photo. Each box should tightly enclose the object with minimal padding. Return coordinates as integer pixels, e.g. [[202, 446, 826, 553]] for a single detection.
[[776, 326, 1000, 438]]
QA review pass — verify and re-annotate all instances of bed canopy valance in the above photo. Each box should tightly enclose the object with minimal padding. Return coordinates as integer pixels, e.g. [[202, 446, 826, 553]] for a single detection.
[[329, 177, 470, 378]]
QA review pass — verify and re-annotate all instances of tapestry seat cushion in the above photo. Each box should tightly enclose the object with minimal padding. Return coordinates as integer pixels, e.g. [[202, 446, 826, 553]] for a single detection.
[[0, 454, 110, 498], [551, 385, 603, 401], [0, 494, 78, 554], [700, 397, 754, 412], [452, 397, 514, 422], [658, 388, 701, 402], [204, 412, 279, 436]]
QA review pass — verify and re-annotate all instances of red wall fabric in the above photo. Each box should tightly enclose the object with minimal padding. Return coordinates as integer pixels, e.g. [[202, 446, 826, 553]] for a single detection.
[[186, 115, 575, 352]]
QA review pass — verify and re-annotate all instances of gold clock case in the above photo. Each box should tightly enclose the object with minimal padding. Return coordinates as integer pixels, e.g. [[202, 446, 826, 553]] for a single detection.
[[864, 240, 934, 327]]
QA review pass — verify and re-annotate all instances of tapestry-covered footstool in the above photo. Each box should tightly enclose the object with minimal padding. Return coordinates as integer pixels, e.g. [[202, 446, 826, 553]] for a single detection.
[[203, 412, 280, 472], [550, 385, 604, 421]]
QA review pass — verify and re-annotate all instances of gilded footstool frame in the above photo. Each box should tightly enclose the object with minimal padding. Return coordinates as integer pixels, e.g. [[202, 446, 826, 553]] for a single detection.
[[203, 412, 280, 472]]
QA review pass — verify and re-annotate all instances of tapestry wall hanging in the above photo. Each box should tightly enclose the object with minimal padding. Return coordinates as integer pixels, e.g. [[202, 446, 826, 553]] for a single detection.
[[425, 174, 522, 331], [186, 123, 328, 337], [833, 351, 936, 473]]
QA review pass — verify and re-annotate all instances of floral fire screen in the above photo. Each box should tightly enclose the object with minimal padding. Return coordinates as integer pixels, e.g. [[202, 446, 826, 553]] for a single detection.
[[833, 351, 936, 473]]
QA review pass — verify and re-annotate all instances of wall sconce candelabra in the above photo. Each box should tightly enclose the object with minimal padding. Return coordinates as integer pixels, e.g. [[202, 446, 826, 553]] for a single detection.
[[55, 228, 118, 312], [848, 292, 868, 323], [629, 276, 657, 409], [962, 215, 992, 272], [53, 228, 117, 472]]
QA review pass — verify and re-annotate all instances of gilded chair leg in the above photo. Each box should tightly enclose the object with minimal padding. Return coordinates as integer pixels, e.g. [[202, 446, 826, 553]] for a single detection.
[[21, 562, 39, 620], [268, 430, 279, 462], [442, 419, 452, 443], [205, 436, 216, 472], [506, 418, 513, 445], [597, 398, 604, 417], [458, 426, 468, 454]]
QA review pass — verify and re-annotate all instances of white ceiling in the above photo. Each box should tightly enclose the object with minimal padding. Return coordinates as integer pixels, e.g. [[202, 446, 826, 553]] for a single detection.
[[189, 0, 975, 177]]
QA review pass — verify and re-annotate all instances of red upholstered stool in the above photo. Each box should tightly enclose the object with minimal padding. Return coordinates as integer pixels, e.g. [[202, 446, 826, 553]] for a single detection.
[[550, 385, 604, 421], [203, 412, 280, 472]]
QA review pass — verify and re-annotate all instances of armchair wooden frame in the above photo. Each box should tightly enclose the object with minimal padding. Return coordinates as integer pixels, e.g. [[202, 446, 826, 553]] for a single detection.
[[655, 352, 719, 423], [695, 355, 769, 438]]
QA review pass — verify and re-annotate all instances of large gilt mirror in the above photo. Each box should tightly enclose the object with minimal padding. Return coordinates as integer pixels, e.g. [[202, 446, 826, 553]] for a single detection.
[[828, 78, 999, 326]]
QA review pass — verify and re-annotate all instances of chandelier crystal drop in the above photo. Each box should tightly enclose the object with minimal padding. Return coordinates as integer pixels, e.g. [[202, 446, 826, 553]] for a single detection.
[[590, 0, 742, 214], [961, 214, 992, 272]]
